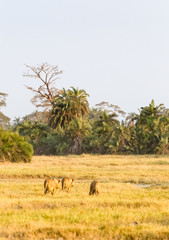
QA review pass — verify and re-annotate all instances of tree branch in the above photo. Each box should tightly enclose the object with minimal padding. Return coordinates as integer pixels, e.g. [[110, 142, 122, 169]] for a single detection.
[[24, 63, 62, 110]]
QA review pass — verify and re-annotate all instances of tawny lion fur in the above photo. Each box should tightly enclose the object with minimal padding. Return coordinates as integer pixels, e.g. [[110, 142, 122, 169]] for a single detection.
[[44, 178, 61, 195], [62, 177, 75, 192], [89, 180, 99, 195]]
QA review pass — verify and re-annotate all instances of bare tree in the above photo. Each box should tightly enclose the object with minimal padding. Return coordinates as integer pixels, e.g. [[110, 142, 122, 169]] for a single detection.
[[95, 101, 126, 117], [23, 63, 62, 110]]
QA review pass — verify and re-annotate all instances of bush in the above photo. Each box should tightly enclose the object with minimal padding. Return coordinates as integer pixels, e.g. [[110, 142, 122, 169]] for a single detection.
[[0, 130, 34, 162], [35, 131, 70, 155]]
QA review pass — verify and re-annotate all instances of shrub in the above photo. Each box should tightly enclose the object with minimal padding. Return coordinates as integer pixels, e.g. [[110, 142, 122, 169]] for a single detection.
[[0, 130, 33, 162]]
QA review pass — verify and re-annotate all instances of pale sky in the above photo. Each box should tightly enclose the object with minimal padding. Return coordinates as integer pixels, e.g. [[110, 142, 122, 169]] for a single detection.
[[1, 0, 169, 120]]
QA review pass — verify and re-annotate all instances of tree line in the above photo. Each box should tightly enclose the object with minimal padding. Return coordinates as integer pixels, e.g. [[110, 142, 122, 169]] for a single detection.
[[1, 63, 169, 161]]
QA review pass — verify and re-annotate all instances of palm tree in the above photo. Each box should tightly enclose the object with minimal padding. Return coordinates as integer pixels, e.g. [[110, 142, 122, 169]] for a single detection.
[[89, 110, 120, 154], [68, 87, 89, 117], [15, 120, 52, 150], [93, 110, 119, 131], [49, 87, 89, 129], [49, 88, 70, 129], [125, 112, 137, 126], [66, 117, 92, 154], [135, 100, 169, 154], [138, 99, 165, 124]]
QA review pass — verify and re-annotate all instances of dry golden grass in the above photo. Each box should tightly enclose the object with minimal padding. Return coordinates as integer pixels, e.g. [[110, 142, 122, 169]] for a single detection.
[[0, 155, 169, 240]]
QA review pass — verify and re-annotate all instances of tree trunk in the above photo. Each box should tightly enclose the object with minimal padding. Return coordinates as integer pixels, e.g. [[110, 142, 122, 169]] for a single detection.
[[69, 136, 82, 154]]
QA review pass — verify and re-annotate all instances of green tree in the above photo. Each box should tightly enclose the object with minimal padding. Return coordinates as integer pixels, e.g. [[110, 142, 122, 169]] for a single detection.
[[0, 130, 33, 162], [105, 122, 136, 154], [14, 120, 52, 154], [86, 110, 120, 154], [65, 117, 92, 154], [49, 87, 89, 129], [68, 87, 89, 117], [48, 87, 89, 154], [135, 100, 169, 154], [0, 92, 10, 129]]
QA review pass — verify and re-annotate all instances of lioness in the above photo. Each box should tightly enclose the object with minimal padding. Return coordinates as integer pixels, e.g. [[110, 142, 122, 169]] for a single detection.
[[89, 180, 99, 195], [44, 178, 61, 195], [62, 177, 75, 192]]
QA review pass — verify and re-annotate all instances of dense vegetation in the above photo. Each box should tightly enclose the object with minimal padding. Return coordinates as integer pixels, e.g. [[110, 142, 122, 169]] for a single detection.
[[1, 63, 169, 157], [0, 92, 33, 162], [11, 99, 169, 156]]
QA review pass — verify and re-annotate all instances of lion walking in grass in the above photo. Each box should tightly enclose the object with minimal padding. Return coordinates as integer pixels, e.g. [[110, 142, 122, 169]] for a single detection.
[[61, 177, 75, 192], [89, 180, 99, 195], [44, 178, 61, 195]]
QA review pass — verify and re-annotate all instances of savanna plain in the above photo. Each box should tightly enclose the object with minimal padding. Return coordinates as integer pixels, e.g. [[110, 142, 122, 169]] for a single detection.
[[0, 155, 169, 240]]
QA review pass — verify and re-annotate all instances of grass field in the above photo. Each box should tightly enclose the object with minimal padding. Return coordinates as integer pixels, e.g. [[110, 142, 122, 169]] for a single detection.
[[0, 155, 169, 240]]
